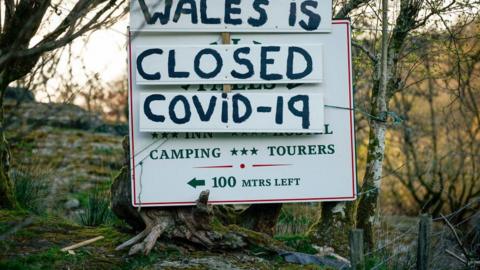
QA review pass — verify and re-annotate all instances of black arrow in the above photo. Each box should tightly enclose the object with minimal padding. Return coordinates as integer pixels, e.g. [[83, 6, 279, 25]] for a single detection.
[[187, 178, 205, 188]]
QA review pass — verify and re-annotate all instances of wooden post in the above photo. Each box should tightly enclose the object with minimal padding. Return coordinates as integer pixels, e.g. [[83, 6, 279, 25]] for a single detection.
[[222, 32, 231, 93], [416, 214, 432, 270], [349, 229, 365, 270]]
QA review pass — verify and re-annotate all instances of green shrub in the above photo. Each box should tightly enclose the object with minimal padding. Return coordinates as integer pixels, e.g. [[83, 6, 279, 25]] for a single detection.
[[10, 167, 49, 214], [78, 186, 113, 227], [275, 235, 318, 254], [276, 203, 320, 236]]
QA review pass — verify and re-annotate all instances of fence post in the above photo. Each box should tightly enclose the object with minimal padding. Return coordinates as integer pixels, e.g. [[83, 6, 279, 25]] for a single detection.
[[350, 229, 365, 270], [416, 214, 432, 270]]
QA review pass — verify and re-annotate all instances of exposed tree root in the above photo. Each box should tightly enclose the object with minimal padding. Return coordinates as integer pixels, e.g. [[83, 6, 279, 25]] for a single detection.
[[112, 138, 288, 255], [115, 190, 288, 255]]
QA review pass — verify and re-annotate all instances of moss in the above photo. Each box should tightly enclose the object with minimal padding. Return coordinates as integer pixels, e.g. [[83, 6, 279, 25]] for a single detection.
[[0, 210, 130, 268], [93, 146, 116, 156], [86, 165, 112, 177], [0, 209, 30, 234], [275, 235, 317, 254], [0, 209, 334, 270], [122, 252, 162, 269], [276, 265, 329, 270], [0, 247, 88, 270], [0, 163, 16, 209], [210, 217, 229, 233], [227, 224, 286, 249], [308, 202, 355, 257]]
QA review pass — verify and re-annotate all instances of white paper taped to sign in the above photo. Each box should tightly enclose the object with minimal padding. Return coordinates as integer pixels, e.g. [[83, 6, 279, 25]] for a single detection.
[[135, 44, 323, 85], [130, 0, 332, 33], [139, 92, 324, 132]]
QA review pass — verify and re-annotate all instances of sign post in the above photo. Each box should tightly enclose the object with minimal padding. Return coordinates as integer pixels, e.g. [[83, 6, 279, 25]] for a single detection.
[[222, 32, 232, 93], [128, 1, 356, 207]]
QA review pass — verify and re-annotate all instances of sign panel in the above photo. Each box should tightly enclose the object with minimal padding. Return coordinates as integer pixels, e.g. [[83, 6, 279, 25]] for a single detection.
[[135, 44, 323, 85], [130, 0, 332, 33], [128, 21, 357, 206], [140, 92, 324, 132]]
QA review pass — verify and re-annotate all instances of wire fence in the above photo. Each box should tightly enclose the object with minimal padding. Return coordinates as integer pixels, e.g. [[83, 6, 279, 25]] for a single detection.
[[355, 200, 479, 270]]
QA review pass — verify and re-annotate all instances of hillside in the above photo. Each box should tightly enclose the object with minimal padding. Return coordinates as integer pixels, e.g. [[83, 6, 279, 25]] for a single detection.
[[4, 87, 125, 218], [0, 88, 339, 269]]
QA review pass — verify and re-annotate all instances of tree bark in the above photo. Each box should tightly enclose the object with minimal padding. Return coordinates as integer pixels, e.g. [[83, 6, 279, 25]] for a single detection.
[[309, 202, 356, 256], [239, 203, 282, 236], [304, 0, 372, 254], [356, 121, 386, 249], [0, 80, 16, 209], [111, 137, 143, 230], [355, 0, 390, 250], [0, 137, 15, 209], [111, 137, 288, 255], [356, 0, 424, 249]]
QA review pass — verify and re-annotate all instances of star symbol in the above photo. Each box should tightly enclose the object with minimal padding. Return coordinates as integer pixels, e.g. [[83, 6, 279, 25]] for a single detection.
[[231, 148, 238, 156], [152, 132, 159, 139], [250, 148, 258, 155], [240, 148, 248, 155], [171, 133, 179, 138], [162, 133, 169, 139]]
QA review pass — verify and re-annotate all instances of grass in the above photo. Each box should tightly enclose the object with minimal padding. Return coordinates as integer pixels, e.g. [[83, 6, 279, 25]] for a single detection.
[[276, 203, 320, 236], [275, 235, 318, 254], [10, 166, 50, 214], [363, 251, 416, 270], [0, 247, 90, 270], [78, 186, 113, 227], [0, 208, 345, 270], [0, 209, 129, 269]]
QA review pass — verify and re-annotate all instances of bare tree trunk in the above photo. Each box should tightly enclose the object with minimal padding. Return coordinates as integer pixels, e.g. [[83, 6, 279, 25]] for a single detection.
[[356, 121, 387, 249], [306, 0, 372, 253], [355, 0, 426, 249], [355, 0, 390, 250], [309, 202, 355, 256], [239, 203, 282, 236], [0, 129, 15, 209], [111, 137, 288, 255], [0, 79, 16, 209]]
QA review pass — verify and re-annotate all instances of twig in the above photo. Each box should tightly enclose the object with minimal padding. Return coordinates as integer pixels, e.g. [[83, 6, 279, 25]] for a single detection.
[[0, 216, 34, 241], [440, 214, 470, 260], [445, 249, 467, 265], [352, 40, 377, 63], [61, 236, 104, 252], [433, 198, 479, 221]]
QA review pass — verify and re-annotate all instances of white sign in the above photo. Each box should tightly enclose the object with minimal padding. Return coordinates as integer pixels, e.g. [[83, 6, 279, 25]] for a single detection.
[[128, 21, 357, 206], [130, 0, 332, 32], [135, 44, 323, 84], [140, 92, 324, 132]]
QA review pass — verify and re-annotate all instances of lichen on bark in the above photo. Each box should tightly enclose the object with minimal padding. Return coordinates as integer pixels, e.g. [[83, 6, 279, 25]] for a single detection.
[[308, 202, 356, 257]]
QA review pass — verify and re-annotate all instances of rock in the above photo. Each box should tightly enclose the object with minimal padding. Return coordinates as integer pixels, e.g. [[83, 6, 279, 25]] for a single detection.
[[64, 199, 80, 209], [279, 251, 350, 269], [4, 90, 124, 220], [5, 93, 127, 136], [154, 256, 245, 270], [5, 87, 35, 103]]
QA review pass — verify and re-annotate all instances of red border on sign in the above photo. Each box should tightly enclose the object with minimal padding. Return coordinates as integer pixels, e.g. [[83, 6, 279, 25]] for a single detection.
[[128, 20, 357, 206]]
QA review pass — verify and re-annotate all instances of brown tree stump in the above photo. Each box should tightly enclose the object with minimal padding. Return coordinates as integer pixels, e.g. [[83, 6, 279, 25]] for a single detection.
[[111, 137, 287, 255], [239, 203, 283, 236]]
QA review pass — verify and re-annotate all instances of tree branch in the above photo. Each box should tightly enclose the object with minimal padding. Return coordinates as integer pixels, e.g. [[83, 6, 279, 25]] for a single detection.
[[441, 214, 470, 261], [352, 40, 377, 63], [0, 0, 125, 77], [335, 0, 372, 19]]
